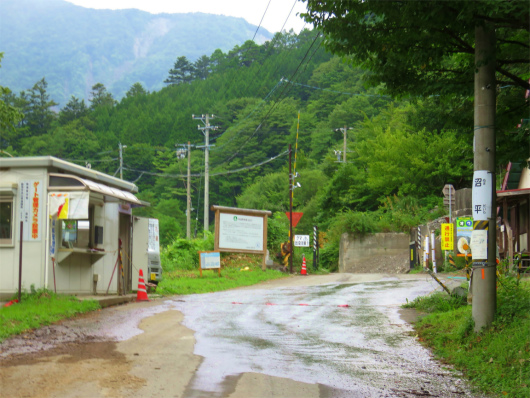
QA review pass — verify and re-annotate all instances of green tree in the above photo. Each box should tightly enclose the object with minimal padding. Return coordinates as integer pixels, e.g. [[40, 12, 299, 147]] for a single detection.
[[58, 96, 88, 125], [303, 1, 529, 96], [164, 56, 195, 85], [303, 0, 530, 163], [23, 78, 58, 136], [0, 54, 23, 144], [89, 83, 116, 110], [193, 55, 211, 80], [125, 82, 148, 98]]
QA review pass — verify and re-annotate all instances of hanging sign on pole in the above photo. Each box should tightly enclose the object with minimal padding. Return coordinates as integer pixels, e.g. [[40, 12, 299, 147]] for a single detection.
[[472, 170, 492, 221]]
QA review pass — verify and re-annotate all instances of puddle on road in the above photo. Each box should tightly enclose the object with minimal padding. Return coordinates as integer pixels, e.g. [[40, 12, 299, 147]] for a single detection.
[[168, 279, 483, 398]]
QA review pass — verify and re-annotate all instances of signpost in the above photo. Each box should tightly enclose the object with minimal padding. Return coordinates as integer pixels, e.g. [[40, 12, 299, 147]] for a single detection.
[[199, 251, 221, 277]]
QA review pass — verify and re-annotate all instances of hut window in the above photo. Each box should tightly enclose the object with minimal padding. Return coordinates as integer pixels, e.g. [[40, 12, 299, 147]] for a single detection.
[[0, 197, 14, 245]]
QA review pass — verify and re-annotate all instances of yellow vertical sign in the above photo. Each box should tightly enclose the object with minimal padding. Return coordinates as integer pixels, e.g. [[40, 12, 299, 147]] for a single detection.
[[441, 223, 454, 250]]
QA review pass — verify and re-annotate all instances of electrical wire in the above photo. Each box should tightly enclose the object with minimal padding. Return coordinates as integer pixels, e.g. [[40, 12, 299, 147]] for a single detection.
[[215, 31, 322, 167], [282, 79, 392, 98], [121, 149, 288, 179], [64, 157, 119, 163], [251, 0, 272, 43]]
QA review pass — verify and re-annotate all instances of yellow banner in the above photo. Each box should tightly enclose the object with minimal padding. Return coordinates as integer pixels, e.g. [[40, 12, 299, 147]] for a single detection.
[[441, 223, 454, 251]]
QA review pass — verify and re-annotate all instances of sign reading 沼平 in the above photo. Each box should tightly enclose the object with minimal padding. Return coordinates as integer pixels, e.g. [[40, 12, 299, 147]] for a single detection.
[[219, 213, 263, 251], [472, 170, 492, 221]]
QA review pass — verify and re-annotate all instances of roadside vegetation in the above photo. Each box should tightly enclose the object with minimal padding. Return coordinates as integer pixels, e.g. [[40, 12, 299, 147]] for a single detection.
[[0, 287, 100, 343], [0, 235, 289, 343], [157, 232, 288, 295], [403, 273, 530, 398]]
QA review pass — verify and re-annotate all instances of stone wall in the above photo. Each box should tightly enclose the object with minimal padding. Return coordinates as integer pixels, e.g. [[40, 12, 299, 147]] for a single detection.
[[339, 233, 410, 273]]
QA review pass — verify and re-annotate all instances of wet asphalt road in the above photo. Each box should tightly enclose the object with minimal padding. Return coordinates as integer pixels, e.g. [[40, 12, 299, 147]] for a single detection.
[[166, 276, 482, 398], [0, 275, 487, 398]]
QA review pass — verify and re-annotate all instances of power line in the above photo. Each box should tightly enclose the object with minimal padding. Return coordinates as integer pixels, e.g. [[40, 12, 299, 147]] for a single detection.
[[282, 78, 392, 98], [251, 0, 272, 43], [215, 31, 322, 167], [121, 150, 288, 179]]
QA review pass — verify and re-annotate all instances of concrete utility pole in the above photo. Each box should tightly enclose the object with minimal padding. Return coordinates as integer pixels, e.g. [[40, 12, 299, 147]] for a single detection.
[[187, 141, 191, 239], [289, 144, 293, 274], [177, 142, 193, 239], [119, 142, 127, 179], [193, 114, 217, 238], [334, 126, 353, 163], [472, 24, 497, 332]]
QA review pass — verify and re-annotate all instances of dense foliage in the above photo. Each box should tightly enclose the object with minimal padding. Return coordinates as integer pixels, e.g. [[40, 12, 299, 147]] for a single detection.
[[405, 278, 530, 398], [303, 0, 530, 165], [1, 10, 527, 270]]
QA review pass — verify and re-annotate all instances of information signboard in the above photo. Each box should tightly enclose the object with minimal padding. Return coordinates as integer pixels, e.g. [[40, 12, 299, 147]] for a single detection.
[[219, 213, 264, 251], [19, 180, 43, 241], [212, 206, 271, 271], [456, 217, 473, 257]]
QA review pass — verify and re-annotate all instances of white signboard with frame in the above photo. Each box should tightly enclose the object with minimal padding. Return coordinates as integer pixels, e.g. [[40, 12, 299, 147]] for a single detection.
[[218, 213, 264, 251]]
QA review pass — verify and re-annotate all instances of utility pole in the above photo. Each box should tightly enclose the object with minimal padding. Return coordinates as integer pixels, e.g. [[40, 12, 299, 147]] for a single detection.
[[472, 24, 497, 332], [187, 141, 191, 239], [289, 144, 293, 274], [119, 142, 127, 179], [334, 126, 353, 163], [177, 142, 193, 239], [193, 114, 217, 238]]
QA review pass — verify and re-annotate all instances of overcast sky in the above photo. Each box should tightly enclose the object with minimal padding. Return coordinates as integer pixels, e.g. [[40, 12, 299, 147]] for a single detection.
[[65, 0, 310, 33]]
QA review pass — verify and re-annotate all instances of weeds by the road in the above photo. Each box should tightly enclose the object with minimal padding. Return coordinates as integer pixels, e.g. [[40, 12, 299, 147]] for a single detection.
[[405, 276, 530, 398], [0, 287, 100, 343], [157, 253, 288, 295]]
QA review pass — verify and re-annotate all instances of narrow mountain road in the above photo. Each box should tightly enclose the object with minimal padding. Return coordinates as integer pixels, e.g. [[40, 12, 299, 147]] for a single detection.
[[0, 274, 487, 398]]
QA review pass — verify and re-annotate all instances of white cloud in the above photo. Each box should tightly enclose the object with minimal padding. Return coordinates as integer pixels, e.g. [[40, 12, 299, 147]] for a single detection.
[[65, 0, 310, 33]]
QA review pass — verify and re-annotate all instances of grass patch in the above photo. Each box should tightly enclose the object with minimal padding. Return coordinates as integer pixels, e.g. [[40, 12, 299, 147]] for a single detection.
[[405, 277, 530, 398], [0, 288, 100, 343], [157, 253, 288, 295]]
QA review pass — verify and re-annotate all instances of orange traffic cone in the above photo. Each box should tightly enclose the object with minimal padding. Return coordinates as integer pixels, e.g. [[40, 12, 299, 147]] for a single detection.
[[301, 255, 307, 275], [136, 269, 149, 302]]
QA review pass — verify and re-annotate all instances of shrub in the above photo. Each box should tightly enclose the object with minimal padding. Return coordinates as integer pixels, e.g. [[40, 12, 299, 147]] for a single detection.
[[161, 232, 214, 271]]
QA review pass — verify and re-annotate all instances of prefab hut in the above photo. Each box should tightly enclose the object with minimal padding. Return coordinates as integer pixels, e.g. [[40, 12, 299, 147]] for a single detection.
[[0, 156, 150, 299]]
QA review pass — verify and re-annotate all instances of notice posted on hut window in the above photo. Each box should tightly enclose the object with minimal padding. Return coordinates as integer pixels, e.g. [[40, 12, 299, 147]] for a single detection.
[[219, 213, 263, 251]]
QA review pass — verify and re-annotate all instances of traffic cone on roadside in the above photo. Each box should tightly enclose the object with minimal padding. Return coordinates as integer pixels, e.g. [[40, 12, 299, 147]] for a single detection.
[[136, 269, 149, 302], [301, 255, 307, 275]]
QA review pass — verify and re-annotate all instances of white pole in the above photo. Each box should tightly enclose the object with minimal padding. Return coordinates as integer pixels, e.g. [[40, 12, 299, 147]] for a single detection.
[[423, 235, 429, 268], [44, 195, 50, 288], [431, 231, 437, 273]]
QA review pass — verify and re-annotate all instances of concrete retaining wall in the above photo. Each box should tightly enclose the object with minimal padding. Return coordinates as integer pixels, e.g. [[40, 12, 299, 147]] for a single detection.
[[339, 233, 410, 273]]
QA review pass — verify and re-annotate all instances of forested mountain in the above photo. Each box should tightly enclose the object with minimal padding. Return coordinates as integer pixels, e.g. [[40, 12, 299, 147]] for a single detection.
[[0, 0, 271, 105], [1, 2, 528, 270]]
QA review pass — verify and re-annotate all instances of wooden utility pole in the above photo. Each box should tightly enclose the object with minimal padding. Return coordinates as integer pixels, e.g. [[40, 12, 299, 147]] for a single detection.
[[472, 24, 497, 332]]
